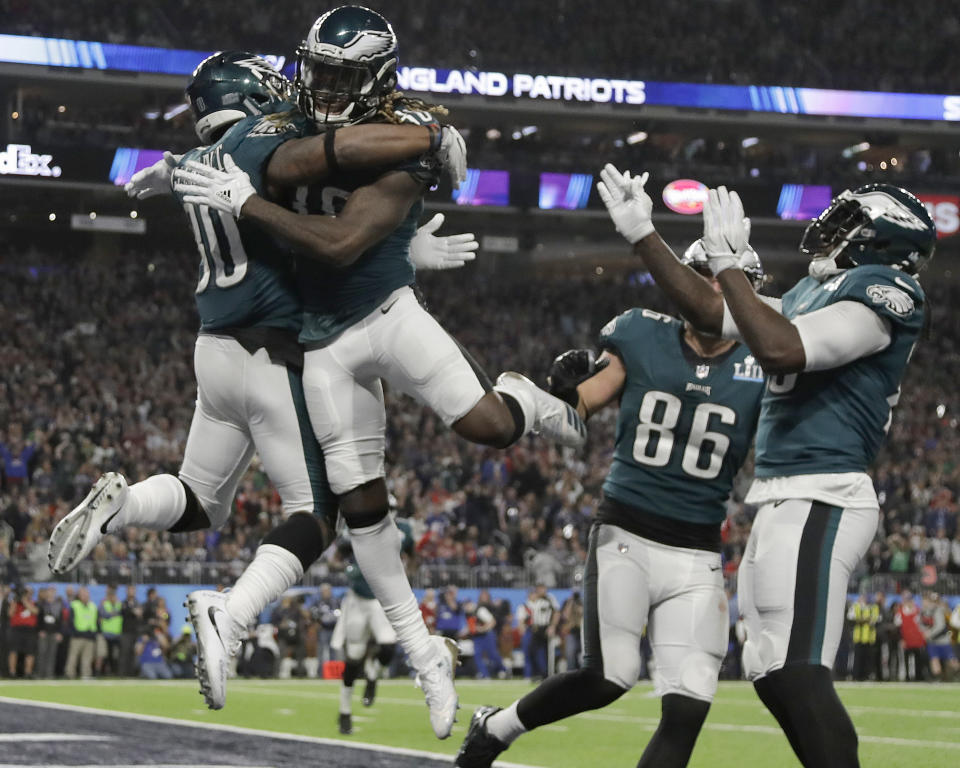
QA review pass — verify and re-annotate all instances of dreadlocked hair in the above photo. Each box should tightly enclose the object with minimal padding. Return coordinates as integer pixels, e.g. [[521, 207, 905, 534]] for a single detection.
[[377, 91, 449, 124]]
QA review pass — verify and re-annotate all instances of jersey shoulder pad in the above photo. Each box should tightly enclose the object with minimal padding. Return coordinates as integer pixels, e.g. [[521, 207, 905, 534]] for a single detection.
[[829, 265, 924, 327], [598, 308, 678, 353]]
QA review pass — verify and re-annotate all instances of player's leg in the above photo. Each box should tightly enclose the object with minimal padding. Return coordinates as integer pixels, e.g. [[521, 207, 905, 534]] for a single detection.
[[745, 500, 876, 768], [187, 348, 334, 709], [338, 592, 372, 734], [47, 335, 250, 574], [371, 287, 585, 449], [456, 523, 643, 767], [364, 600, 398, 706], [302, 338, 457, 739], [638, 546, 728, 768]]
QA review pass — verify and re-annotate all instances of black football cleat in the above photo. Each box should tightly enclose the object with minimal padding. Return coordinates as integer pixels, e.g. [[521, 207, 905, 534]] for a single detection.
[[454, 706, 507, 768], [362, 678, 377, 707], [338, 712, 352, 735]]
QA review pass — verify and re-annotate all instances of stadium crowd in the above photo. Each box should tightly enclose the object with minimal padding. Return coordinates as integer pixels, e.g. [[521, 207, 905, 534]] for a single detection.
[[2, 242, 960, 593], [1, 0, 957, 93]]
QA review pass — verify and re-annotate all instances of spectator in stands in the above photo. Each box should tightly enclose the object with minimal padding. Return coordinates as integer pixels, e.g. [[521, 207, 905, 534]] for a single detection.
[[168, 625, 196, 678], [471, 589, 506, 679], [557, 590, 583, 672], [136, 625, 173, 680], [65, 586, 97, 679], [848, 592, 879, 681], [895, 591, 928, 681], [435, 586, 465, 641], [923, 593, 958, 682], [119, 585, 142, 676], [35, 585, 62, 679], [419, 588, 438, 635], [7, 584, 38, 678], [97, 584, 122, 675], [311, 583, 340, 666]]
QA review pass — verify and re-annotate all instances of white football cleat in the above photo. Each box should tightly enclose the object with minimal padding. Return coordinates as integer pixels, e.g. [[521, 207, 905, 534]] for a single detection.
[[495, 371, 587, 449], [48, 472, 128, 574], [415, 635, 460, 739], [185, 590, 242, 710]]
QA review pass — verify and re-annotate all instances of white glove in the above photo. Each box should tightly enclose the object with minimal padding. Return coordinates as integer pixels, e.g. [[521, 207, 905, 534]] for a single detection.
[[172, 154, 256, 219], [124, 151, 182, 199], [597, 163, 654, 244], [410, 213, 478, 270], [438, 125, 467, 190], [701, 186, 749, 276]]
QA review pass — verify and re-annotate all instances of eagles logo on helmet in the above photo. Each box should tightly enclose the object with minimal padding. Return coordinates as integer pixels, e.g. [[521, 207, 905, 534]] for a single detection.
[[801, 183, 937, 281], [186, 51, 292, 143], [295, 5, 399, 127]]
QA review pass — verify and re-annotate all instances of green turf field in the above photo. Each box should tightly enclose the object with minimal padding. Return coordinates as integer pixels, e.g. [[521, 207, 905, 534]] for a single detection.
[[3, 678, 958, 767]]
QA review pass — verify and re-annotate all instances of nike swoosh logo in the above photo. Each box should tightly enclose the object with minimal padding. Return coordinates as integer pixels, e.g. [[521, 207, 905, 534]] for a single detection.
[[208, 606, 223, 643], [709, 565, 722, 571], [99, 509, 122, 534], [381, 298, 399, 314], [774, 500, 787, 507]]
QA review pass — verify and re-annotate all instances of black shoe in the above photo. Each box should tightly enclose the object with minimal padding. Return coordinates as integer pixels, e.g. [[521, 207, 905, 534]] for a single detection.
[[454, 706, 507, 768], [338, 713, 352, 735], [362, 678, 377, 707]]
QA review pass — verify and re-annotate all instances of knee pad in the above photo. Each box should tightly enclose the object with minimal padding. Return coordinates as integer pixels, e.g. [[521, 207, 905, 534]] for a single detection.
[[342, 658, 363, 687], [742, 638, 765, 681], [375, 643, 396, 667], [262, 511, 330, 571], [674, 650, 721, 702]]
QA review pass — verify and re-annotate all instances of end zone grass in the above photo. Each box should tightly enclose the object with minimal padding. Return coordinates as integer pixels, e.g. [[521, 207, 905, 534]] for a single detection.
[[4, 678, 958, 767]]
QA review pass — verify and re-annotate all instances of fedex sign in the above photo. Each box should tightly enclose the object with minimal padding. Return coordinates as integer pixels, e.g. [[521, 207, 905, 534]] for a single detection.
[[918, 194, 959, 239]]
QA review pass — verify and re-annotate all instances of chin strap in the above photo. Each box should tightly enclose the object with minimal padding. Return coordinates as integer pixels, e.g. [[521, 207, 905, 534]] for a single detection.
[[808, 256, 843, 282]]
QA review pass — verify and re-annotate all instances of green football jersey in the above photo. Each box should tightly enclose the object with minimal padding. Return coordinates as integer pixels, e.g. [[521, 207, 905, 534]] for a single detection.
[[340, 518, 416, 599], [175, 104, 303, 332], [296, 108, 442, 345], [755, 264, 925, 477], [599, 309, 764, 525]]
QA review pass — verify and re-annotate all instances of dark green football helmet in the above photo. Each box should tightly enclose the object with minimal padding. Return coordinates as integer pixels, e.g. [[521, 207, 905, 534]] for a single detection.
[[801, 183, 936, 280], [186, 51, 292, 143], [295, 5, 398, 127]]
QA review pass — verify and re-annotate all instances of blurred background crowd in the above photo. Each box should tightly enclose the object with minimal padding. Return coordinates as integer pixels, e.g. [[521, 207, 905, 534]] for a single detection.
[[1, 0, 956, 93]]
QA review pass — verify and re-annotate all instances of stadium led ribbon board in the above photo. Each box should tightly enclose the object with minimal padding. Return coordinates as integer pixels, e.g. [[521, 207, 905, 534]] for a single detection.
[[2, 33, 959, 121]]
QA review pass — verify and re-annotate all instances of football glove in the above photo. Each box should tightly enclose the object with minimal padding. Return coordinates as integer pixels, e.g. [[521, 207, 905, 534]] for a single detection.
[[410, 213, 478, 270], [124, 151, 182, 200], [438, 125, 468, 190], [701, 186, 749, 277], [547, 349, 609, 407], [173, 154, 256, 219], [597, 163, 655, 244]]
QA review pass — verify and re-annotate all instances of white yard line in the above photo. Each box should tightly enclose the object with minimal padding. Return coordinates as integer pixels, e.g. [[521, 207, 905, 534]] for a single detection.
[[0, 733, 114, 742]]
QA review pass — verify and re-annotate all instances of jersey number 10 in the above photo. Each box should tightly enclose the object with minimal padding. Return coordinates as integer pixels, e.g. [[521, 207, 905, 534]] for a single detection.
[[185, 203, 249, 292], [632, 390, 736, 480]]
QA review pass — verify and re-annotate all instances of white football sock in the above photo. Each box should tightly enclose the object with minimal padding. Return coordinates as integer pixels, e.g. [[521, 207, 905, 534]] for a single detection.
[[339, 684, 353, 715], [225, 544, 303, 629], [349, 517, 434, 670], [118, 474, 186, 531], [485, 701, 527, 745]]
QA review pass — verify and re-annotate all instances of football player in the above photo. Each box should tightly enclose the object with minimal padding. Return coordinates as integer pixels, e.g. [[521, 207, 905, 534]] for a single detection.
[[46, 51, 472, 736], [596, 164, 935, 768], [327, 515, 416, 735], [455, 244, 766, 768], [172, 5, 587, 738]]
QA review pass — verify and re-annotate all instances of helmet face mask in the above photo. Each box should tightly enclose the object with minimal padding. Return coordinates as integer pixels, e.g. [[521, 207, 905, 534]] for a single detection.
[[802, 184, 936, 280], [681, 238, 767, 290], [186, 51, 292, 143], [295, 6, 398, 128]]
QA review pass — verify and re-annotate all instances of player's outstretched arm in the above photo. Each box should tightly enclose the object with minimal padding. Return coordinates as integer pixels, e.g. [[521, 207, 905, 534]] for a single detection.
[[597, 164, 723, 334], [174, 155, 422, 267], [704, 187, 806, 373], [266, 124, 466, 190]]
